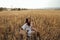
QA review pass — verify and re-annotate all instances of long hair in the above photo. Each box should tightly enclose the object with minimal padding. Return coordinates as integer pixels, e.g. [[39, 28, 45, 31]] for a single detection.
[[25, 18, 28, 23], [25, 18, 30, 26]]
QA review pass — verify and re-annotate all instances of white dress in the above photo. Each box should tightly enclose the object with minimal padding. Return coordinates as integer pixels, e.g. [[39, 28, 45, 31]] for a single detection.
[[22, 23, 32, 36]]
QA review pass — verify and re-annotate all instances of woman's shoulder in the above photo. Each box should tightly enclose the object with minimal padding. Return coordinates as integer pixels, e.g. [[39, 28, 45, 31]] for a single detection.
[[22, 23, 27, 26]]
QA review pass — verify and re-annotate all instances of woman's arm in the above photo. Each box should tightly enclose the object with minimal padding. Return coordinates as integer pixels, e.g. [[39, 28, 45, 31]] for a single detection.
[[31, 27, 37, 32]]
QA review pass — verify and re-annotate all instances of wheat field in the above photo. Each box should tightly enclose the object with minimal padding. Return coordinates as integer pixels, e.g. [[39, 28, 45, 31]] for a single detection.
[[0, 10, 60, 40]]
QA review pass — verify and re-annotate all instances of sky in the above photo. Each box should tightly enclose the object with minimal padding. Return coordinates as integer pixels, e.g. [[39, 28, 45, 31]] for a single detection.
[[0, 0, 60, 9]]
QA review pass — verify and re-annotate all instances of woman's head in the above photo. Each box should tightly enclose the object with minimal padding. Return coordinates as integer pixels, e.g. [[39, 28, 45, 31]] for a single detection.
[[25, 18, 31, 26]]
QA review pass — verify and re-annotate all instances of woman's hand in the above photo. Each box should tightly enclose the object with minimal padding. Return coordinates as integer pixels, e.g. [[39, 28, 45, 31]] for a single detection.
[[31, 27, 37, 32]]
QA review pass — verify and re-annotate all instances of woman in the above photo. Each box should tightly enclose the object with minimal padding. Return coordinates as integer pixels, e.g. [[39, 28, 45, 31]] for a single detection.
[[21, 18, 32, 37], [21, 18, 41, 40]]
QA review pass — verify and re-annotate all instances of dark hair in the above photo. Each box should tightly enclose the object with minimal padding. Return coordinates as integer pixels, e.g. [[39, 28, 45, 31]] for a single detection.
[[25, 18, 28, 23], [27, 22, 30, 26], [25, 18, 30, 26]]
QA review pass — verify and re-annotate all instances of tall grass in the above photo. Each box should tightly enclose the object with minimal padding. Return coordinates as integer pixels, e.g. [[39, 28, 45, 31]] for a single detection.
[[0, 10, 60, 40]]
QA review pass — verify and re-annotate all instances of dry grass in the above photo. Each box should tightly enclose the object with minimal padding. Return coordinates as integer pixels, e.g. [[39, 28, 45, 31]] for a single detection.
[[0, 10, 60, 40]]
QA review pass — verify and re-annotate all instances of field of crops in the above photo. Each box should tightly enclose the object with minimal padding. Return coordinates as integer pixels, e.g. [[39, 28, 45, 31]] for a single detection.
[[0, 10, 60, 40]]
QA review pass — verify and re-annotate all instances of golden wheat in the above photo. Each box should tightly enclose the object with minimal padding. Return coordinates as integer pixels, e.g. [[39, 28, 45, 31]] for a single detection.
[[0, 10, 60, 40]]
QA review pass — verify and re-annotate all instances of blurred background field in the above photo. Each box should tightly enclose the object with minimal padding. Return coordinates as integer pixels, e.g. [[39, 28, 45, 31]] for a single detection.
[[0, 10, 60, 40]]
